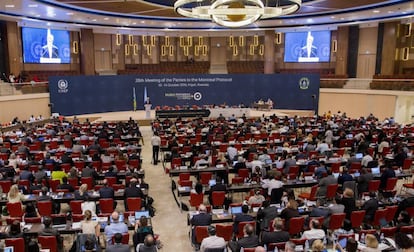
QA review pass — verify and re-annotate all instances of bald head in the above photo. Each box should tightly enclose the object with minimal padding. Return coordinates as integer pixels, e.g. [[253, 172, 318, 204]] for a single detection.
[[111, 211, 119, 222], [199, 204, 207, 212]]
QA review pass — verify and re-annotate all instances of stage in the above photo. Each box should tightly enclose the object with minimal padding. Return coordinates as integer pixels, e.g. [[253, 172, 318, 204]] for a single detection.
[[65, 108, 314, 125]]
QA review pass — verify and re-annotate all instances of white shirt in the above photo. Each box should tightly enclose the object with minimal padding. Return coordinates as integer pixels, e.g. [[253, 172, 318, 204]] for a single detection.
[[200, 235, 226, 252], [301, 228, 325, 240], [361, 154, 373, 167], [227, 146, 238, 161], [262, 179, 284, 195], [151, 135, 161, 146]]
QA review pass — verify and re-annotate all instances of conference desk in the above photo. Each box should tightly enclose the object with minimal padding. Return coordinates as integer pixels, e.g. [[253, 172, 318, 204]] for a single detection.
[[0, 189, 147, 206], [169, 166, 231, 177]]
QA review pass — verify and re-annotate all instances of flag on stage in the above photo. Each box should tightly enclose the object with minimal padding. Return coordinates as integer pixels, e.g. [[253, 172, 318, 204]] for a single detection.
[[144, 86, 148, 104], [133, 87, 137, 111]]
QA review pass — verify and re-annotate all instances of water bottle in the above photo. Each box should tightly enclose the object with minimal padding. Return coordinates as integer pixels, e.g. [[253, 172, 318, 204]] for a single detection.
[[360, 232, 365, 243]]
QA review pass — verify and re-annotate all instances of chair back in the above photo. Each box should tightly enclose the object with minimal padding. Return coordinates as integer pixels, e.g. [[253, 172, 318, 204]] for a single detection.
[[328, 213, 346, 230], [405, 206, 414, 218], [70, 200, 83, 214], [368, 180, 381, 192], [372, 208, 388, 227], [5, 238, 25, 252], [0, 180, 12, 193], [195, 226, 209, 244], [189, 193, 204, 208], [288, 217, 305, 236], [399, 225, 414, 234], [49, 179, 61, 192], [216, 224, 233, 241], [127, 197, 142, 211], [200, 172, 213, 185], [37, 201, 53, 216], [99, 198, 114, 214], [384, 178, 398, 191], [350, 210, 366, 228], [111, 232, 130, 244], [7, 202, 24, 217], [267, 242, 286, 251], [380, 226, 397, 237], [238, 169, 250, 179], [326, 184, 338, 199], [385, 205, 398, 224], [237, 221, 256, 238], [211, 191, 226, 208], [38, 235, 58, 252]]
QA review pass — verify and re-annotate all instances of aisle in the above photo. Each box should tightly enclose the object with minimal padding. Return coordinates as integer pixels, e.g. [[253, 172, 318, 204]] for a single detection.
[[140, 126, 193, 252]]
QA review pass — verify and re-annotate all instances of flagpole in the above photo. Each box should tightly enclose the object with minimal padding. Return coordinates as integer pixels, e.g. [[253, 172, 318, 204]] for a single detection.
[[133, 87, 137, 111]]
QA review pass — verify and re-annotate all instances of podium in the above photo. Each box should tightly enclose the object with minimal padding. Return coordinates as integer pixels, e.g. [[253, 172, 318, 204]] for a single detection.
[[144, 104, 151, 119]]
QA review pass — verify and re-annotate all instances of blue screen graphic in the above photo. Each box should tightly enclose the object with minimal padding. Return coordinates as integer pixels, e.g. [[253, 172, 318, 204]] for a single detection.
[[284, 31, 331, 63], [22, 27, 70, 64]]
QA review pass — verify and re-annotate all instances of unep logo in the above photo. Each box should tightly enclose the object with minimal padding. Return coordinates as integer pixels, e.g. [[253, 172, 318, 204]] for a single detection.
[[57, 79, 68, 93], [193, 92, 202, 101], [299, 77, 310, 89]]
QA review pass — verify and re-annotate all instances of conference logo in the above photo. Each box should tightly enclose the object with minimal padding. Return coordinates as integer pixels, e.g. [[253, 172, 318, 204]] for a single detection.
[[57, 79, 69, 93], [299, 77, 310, 89], [193, 92, 202, 101]]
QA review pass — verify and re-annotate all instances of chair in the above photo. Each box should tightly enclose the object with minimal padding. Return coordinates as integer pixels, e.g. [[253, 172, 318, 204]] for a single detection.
[[328, 213, 346, 231], [194, 226, 209, 244], [24, 216, 42, 223], [190, 193, 204, 208], [99, 198, 114, 215], [205, 248, 226, 252], [402, 158, 412, 170], [383, 177, 398, 193], [380, 226, 397, 237], [5, 238, 25, 252], [178, 173, 191, 186], [38, 235, 58, 252], [0, 180, 12, 193], [238, 169, 250, 179], [270, 187, 284, 204], [216, 224, 233, 241], [350, 210, 366, 229], [37, 201, 53, 216], [70, 200, 83, 214], [237, 221, 256, 238], [401, 180, 414, 194], [126, 197, 142, 211], [267, 242, 287, 251], [7, 202, 24, 218], [385, 205, 398, 225], [115, 159, 127, 171], [68, 177, 79, 188], [326, 184, 339, 200], [111, 232, 129, 244], [406, 206, 414, 218], [129, 159, 141, 170], [330, 162, 341, 173], [211, 191, 226, 208], [399, 225, 414, 234], [298, 184, 318, 201], [49, 179, 61, 192], [288, 217, 305, 237], [80, 177, 93, 189], [231, 177, 244, 184], [180, 180, 193, 187], [372, 208, 388, 227], [368, 180, 381, 192], [241, 248, 256, 252], [200, 172, 213, 185], [105, 177, 117, 187]]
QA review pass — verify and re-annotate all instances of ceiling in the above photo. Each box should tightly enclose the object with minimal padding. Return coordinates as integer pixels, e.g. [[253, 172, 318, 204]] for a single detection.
[[0, 0, 413, 33]]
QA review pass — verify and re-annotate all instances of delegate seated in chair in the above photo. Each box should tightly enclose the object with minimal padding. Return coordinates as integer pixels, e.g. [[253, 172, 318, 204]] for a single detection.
[[200, 226, 226, 252], [133, 216, 154, 249], [72, 233, 101, 252], [136, 234, 158, 252], [106, 233, 129, 252]]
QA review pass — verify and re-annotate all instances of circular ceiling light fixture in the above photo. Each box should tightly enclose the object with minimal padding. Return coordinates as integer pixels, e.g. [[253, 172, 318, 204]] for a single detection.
[[174, 0, 301, 28]]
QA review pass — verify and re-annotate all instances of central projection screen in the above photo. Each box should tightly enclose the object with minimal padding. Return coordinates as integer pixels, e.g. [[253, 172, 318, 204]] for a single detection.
[[49, 74, 319, 116]]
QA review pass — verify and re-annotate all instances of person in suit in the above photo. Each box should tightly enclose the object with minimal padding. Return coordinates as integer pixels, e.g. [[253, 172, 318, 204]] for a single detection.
[[362, 192, 379, 222], [232, 205, 254, 234], [316, 170, 337, 200], [56, 176, 75, 192], [124, 178, 144, 210], [256, 200, 278, 231], [191, 204, 212, 245], [261, 217, 290, 247], [300, 31, 318, 58], [41, 29, 59, 59], [229, 224, 259, 252], [39, 216, 63, 250], [106, 233, 130, 252], [99, 179, 116, 209], [357, 168, 374, 195]]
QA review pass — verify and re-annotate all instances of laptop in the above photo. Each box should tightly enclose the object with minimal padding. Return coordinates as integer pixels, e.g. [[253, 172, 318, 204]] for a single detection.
[[4, 247, 13, 252], [371, 167, 380, 175], [230, 206, 242, 215], [208, 179, 216, 187], [45, 170, 51, 177], [135, 210, 150, 220], [353, 172, 361, 178], [264, 159, 273, 165], [355, 153, 363, 159], [52, 215, 67, 225], [333, 173, 340, 179]]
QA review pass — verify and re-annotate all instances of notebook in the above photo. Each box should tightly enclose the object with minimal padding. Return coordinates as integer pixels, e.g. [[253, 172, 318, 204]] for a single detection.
[[230, 206, 242, 215]]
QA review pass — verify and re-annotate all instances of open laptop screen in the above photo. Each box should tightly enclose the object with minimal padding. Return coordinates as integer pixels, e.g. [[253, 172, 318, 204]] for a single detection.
[[208, 179, 216, 187], [371, 167, 380, 175], [355, 153, 363, 159], [4, 247, 13, 252], [230, 206, 242, 215], [135, 211, 150, 220]]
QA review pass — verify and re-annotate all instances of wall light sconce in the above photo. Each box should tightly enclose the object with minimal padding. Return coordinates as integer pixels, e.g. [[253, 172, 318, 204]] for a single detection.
[[128, 35, 134, 46], [239, 36, 245, 47], [402, 47, 409, 61], [125, 44, 130, 55], [116, 33, 122, 46], [133, 44, 139, 55], [332, 39, 337, 52], [275, 32, 282, 44], [72, 41, 78, 54]]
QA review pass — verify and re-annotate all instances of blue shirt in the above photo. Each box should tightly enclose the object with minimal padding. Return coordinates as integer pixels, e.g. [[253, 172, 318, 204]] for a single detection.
[[104, 221, 128, 245]]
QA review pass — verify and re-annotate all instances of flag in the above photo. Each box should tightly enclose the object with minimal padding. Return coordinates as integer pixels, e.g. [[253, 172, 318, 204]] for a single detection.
[[133, 87, 137, 111], [144, 86, 148, 104]]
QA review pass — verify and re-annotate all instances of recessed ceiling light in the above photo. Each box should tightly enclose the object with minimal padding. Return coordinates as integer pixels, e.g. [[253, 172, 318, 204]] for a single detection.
[[66, 12, 74, 15], [5, 4, 15, 8], [330, 16, 335, 19], [103, 17, 109, 20], [92, 19, 97, 22], [373, 10, 380, 13], [28, 4, 38, 8], [132, 22, 137, 25]]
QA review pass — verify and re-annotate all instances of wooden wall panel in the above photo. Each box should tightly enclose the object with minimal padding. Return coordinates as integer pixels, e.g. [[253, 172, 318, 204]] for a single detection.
[[80, 28, 95, 75], [381, 22, 398, 75], [6, 22, 22, 76], [264, 30, 275, 74]]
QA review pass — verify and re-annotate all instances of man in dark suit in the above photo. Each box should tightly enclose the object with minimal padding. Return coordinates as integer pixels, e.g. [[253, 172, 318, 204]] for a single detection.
[[99, 179, 116, 209], [261, 217, 290, 247], [124, 178, 144, 210], [229, 224, 259, 252], [362, 192, 379, 222], [191, 204, 212, 245], [233, 205, 254, 234], [81, 164, 99, 185], [106, 233, 130, 252]]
